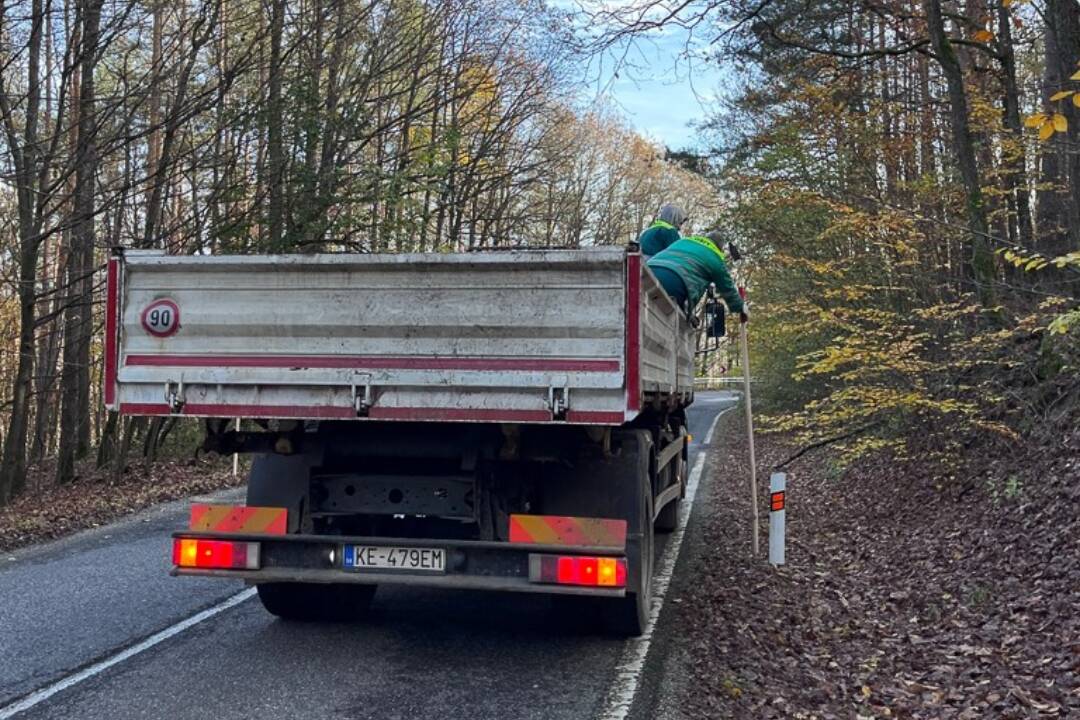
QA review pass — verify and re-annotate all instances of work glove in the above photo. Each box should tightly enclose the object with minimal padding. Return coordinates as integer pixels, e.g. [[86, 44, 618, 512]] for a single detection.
[[739, 309, 749, 324]]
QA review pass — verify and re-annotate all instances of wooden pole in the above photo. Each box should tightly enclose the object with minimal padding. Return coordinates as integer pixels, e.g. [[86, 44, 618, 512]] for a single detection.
[[739, 317, 759, 557]]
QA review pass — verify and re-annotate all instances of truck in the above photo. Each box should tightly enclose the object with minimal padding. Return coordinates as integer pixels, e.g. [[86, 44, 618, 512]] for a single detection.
[[105, 245, 695, 636]]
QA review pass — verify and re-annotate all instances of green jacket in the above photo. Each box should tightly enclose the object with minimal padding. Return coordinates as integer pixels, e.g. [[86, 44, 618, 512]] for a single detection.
[[637, 220, 680, 257], [647, 235, 745, 312]]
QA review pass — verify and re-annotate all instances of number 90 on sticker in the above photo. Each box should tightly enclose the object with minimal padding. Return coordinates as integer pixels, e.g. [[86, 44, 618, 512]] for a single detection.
[[141, 299, 180, 337]]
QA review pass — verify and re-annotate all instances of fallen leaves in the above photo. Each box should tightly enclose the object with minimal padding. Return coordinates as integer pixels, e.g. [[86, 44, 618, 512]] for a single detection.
[[670, 412, 1080, 718], [0, 457, 243, 552]]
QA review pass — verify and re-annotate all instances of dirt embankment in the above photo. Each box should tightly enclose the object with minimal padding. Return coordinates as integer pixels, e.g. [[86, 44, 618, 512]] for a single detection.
[[674, 411, 1079, 719], [0, 459, 242, 552]]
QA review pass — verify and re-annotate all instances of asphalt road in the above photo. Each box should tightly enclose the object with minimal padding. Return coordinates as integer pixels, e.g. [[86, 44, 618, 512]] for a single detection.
[[0, 392, 737, 720]]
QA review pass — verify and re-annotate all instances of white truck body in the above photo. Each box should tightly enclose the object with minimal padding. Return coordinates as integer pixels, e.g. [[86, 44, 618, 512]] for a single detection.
[[106, 247, 694, 425]]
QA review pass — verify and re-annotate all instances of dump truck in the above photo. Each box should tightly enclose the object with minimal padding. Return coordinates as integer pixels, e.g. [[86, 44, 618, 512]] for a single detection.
[[105, 245, 695, 636]]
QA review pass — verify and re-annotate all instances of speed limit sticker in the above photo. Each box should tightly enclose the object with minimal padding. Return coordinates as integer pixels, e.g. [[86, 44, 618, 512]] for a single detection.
[[141, 299, 180, 337]]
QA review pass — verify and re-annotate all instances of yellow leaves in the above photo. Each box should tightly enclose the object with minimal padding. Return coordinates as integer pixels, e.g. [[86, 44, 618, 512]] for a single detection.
[[1050, 90, 1075, 101], [1024, 113, 1046, 128], [973, 29, 995, 42], [1071, 69, 1080, 81], [1048, 309, 1080, 335], [1000, 247, 1080, 272], [1028, 112, 1067, 141], [1051, 250, 1080, 268]]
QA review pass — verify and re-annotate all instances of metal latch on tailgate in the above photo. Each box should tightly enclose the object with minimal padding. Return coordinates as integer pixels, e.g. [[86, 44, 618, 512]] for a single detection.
[[352, 373, 374, 417], [165, 380, 185, 413], [548, 385, 569, 420]]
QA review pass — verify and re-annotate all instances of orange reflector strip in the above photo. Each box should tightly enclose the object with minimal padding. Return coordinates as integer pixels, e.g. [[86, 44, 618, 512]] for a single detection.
[[509, 515, 627, 549], [172, 538, 260, 570], [770, 491, 785, 512], [189, 504, 287, 535]]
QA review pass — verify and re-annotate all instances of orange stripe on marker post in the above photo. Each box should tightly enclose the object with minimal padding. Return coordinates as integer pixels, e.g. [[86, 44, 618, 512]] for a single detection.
[[770, 491, 785, 512], [189, 504, 287, 535], [508, 514, 627, 549]]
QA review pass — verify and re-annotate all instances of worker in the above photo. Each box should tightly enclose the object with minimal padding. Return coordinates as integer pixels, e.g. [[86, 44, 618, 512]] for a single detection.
[[637, 204, 687, 257], [647, 230, 748, 322]]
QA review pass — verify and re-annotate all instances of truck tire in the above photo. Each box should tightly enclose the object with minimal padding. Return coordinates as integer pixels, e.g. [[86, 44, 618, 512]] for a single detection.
[[246, 453, 310, 524], [606, 430, 655, 637], [256, 582, 375, 622], [247, 454, 379, 622]]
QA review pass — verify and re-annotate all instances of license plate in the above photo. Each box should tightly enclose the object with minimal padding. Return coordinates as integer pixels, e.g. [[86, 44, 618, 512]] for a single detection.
[[342, 545, 446, 573]]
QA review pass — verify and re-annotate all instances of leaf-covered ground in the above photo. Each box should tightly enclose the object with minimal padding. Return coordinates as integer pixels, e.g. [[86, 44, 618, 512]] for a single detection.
[[0, 458, 243, 552], [671, 411, 1080, 719]]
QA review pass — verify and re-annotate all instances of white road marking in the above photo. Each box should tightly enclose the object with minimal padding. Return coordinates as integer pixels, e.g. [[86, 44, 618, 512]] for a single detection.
[[0, 588, 256, 719], [599, 406, 732, 720]]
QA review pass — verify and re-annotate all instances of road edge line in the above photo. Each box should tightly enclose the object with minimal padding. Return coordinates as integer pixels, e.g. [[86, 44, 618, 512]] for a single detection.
[[0, 588, 256, 719], [598, 406, 732, 720]]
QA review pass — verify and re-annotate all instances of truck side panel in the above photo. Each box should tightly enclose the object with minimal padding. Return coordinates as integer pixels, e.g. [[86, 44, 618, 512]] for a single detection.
[[638, 264, 694, 405]]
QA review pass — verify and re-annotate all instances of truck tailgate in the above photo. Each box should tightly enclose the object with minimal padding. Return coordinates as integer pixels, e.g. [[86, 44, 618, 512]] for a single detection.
[[105, 247, 691, 424]]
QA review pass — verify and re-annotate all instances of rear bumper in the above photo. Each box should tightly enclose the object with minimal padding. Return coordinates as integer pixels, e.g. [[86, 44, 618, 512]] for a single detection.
[[171, 531, 627, 598]]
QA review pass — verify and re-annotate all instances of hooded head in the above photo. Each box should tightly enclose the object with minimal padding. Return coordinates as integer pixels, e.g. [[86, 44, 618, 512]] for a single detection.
[[658, 204, 688, 229], [704, 231, 730, 260]]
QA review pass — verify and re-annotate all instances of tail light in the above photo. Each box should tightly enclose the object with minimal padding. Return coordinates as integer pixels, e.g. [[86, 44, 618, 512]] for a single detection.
[[528, 554, 627, 588], [172, 538, 260, 570]]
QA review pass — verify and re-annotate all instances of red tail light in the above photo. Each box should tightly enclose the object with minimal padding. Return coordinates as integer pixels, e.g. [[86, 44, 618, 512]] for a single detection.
[[529, 554, 626, 588], [172, 538, 260, 570]]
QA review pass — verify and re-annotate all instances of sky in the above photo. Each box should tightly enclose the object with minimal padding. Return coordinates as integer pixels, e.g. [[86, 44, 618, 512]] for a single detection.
[[582, 21, 728, 151]]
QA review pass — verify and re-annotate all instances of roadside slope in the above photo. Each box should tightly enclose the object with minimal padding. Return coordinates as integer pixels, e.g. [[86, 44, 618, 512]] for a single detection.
[[663, 411, 1080, 718]]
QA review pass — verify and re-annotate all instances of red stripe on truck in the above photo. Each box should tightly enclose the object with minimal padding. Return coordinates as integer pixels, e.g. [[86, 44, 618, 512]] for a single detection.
[[369, 407, 551, 422], [625, 253, 641, 413], [104, 258, 120, 408], [124, 354, 621, 373], [118, 403, 625, 424], [120, 403, 355, 419]]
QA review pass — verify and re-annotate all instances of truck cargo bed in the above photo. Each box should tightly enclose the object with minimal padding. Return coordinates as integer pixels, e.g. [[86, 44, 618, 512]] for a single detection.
[[105, 247, 693, 424]]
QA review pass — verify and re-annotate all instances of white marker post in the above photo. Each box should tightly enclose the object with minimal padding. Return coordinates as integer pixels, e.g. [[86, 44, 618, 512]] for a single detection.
[[233, 417, 240, 477], [769, 472, 786, 566]]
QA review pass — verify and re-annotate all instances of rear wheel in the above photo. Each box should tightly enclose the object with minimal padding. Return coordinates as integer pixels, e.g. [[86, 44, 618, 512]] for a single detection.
[[256, 582, 375, 622], [606, 430, 655, 637], [247, 454, 379, 622]]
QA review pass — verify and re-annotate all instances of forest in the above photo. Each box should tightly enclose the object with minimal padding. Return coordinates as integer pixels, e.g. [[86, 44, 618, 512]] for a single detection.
[[0, 0, 716, 504], [1, 2, 1077, 716], [587, 0, 1080, 466], [1, 0, 1078, 508]]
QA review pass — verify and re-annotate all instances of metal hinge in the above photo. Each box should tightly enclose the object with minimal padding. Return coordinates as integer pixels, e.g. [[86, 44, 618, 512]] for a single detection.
[[548, 385, 569, 420], [352, 373, 374, 416], [164, 379, 185, 413]]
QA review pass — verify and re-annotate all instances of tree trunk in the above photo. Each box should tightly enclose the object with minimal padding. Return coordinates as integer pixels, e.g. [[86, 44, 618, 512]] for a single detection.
[[924, 0, 996, 308], [0, 0, 46, 504], [997, 1, 1033, 250], [267, 0, 285, 250], [1040, 0, 1080, 265], [57, 0, 103, 485]]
